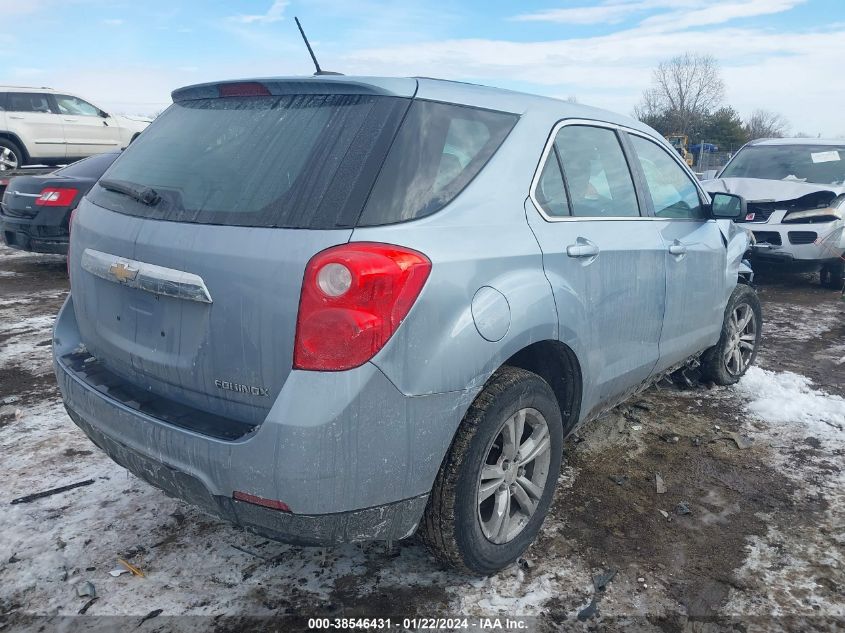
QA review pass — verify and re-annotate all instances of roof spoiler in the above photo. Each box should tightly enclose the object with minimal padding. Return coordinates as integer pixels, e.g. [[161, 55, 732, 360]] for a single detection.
[[171, 77, 418, 103]]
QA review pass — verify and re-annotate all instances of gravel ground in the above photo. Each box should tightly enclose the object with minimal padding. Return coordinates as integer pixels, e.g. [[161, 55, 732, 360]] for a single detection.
[[0, 243, 843, 633]]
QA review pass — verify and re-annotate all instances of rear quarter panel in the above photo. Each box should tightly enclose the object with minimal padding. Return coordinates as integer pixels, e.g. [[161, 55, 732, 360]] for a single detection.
[[351, 112, 566, 399]]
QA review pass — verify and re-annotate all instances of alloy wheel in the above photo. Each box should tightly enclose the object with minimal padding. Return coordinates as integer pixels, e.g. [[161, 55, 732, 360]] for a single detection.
[[0, 146, 19, 172], [477, 407, 552, 544], [724, 302, 757, 376]]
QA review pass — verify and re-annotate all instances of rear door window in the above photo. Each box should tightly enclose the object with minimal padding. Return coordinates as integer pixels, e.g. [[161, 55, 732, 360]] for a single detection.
[[533, 150, 570, 217], [357, 101, 517, 226], [554, 125, 640, 218], [6, 92, 55, 114], [90, 94, 410, 229]]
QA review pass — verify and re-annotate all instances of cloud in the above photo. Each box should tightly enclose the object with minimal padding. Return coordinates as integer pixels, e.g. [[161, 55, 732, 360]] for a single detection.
[[640, 0, 806, 32], [515, 0, 805, 31], [9, 67, 46, 78], [229, 0, 288, 24], [101, 18, 124, 26], [0, 0, 47, 16], [341, 17, 845, 136], [513, 0, 698, 25]]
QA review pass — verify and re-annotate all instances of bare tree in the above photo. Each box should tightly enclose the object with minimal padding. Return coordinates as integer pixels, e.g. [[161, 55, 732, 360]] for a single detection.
[[745, 109, 790, 140], [635, 52, 725, 136]]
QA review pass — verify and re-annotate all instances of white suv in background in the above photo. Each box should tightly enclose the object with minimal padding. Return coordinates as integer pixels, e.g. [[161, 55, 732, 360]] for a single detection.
[[0, 86, 151, 171]]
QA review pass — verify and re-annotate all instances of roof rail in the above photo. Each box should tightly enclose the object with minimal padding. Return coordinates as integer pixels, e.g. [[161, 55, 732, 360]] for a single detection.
[[0, 85, 54, 90]]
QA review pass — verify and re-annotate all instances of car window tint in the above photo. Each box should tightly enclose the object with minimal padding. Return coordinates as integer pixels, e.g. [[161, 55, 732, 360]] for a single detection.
[[55, 95, 100, 117], [630, 135, 705, 219], [6, 92, 53, 113], [554, 125, 639, 218], [358, 100, 517, 226], [534, 150, 570, 217]]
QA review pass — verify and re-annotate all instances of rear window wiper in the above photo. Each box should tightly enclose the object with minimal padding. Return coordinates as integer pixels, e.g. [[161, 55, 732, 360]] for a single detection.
[[99, 178, 161, 206]]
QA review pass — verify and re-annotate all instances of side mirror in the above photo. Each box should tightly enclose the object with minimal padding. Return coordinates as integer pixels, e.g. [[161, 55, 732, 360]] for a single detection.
[[99, 110, 109, 118], [710, 192, 746, 219]]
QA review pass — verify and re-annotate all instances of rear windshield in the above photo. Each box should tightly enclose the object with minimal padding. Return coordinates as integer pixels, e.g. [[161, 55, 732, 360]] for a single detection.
[[721, 144, 845, 186], [57, 152, 120, 179], [88, 93, 517, 228]]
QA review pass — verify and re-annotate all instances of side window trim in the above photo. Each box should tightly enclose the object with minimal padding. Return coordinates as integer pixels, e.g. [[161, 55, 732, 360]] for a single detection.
[[530, 118, 710, 222], [618, 130, 656, 218], [46, 95, 62, 115], [550, 143, 573, 217]]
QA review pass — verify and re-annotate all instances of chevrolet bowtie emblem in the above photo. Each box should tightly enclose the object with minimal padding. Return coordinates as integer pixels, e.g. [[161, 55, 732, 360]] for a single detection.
[[109, 261, 138, 283]]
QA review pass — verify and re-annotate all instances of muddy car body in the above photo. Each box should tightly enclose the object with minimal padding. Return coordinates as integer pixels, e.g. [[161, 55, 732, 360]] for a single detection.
[[54, 76, 759, 573], [703, 139, 845, 288]]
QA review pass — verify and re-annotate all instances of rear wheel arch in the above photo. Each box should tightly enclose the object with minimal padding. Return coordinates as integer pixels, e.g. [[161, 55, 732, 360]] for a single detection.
[[502, 339, 582, 436], [0, 133, 29, 164]]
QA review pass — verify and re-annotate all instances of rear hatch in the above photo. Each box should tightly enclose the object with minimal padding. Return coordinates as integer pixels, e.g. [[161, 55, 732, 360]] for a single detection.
[[69, 79, 416, 428]]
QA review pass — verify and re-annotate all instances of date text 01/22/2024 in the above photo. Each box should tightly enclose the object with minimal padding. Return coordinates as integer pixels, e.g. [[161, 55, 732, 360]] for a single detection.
[[307, 617, 529, 630]]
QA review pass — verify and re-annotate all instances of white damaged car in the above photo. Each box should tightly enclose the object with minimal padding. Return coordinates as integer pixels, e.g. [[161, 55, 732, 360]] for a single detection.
[[703, 139, 845, 288]]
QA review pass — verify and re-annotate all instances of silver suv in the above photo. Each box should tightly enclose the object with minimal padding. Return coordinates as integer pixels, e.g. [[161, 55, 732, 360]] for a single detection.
[[54, 76, 760, 574]]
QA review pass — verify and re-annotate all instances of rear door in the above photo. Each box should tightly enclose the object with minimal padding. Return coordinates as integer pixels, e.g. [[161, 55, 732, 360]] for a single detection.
[[53, 94, 120, 157], [527, 121, 666, 418], [5, 92, 66, 160], [625, 132, 727, 371], [71, 88, 411, 425]]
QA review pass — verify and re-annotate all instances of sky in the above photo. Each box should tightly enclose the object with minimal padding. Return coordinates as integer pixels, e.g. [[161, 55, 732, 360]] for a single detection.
[[2, 0, 844, 137]]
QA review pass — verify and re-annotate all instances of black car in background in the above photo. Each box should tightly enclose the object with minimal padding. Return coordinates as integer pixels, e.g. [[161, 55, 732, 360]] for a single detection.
[[0, 152, 119, 255]]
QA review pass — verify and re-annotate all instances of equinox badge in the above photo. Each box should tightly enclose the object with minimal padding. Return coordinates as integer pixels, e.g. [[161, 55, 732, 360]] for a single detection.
[[214, 379, 269, 397]]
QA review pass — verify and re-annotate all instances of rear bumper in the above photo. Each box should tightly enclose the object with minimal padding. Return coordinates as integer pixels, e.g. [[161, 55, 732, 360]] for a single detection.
[[0, 213, 69, 254], [64, 405, 427, 544], [54, 295, 467, 542]]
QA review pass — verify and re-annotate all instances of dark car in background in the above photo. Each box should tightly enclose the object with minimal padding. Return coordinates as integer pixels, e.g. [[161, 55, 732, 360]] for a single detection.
[[0, 151, 119, 255]]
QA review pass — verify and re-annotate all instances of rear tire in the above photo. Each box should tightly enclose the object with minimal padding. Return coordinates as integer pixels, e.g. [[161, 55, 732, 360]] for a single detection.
[[0, 139, 24, 172], [820, 260, 844, 290], [420, 366, 563, 575], [701, 284, 762, 385]]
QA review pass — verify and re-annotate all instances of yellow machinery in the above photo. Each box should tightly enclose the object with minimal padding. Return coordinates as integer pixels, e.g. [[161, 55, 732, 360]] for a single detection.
[[666, 134, 694, 166]]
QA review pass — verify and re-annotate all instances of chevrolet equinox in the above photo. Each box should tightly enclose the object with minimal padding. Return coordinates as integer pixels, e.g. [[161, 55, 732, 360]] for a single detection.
[[54, 76, 761, 574]]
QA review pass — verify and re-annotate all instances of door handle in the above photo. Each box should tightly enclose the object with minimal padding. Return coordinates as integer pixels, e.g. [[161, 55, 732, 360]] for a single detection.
[[9, 115, 24, 119], [566, 240, 600, 258], [668, 242, 687, 256], [63, 118, 78, 122]]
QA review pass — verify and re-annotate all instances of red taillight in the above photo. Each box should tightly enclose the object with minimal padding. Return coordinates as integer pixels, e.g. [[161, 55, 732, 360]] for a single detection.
[[218, 82, 270, 97], [36, 187, 78, 207], [294, 242, 432, 371], [233, 491, 291, 512], [67, 208, 77, 278]]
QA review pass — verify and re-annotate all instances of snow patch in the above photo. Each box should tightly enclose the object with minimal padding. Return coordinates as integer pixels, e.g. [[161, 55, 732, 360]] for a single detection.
[[734, 366, 844, 436]]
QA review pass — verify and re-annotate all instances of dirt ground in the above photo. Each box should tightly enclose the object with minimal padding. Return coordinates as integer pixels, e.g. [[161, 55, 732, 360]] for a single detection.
[[1, 243, 843, 633]]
